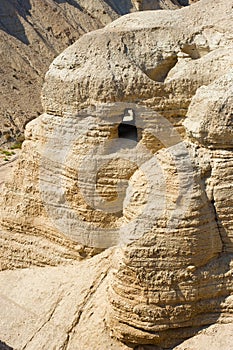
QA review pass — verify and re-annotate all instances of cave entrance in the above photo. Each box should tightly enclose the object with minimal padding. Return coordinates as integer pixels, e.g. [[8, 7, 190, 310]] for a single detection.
[[118, 123, 138, 141], [118, 108, 140, 142]]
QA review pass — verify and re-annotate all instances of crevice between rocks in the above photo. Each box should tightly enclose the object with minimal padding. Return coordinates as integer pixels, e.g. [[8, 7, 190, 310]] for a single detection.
[[61, 269, 109, 350], [21, 293, 64, 350]]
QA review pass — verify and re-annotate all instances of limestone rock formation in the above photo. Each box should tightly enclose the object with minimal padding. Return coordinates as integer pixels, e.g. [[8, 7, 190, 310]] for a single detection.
[[1, 248, 231, 350], [184, 72, 233, 253], [184, 72, 233, 150], [0, 0, 183, 145], [42, 1, 233, 122], [173, 322, 233, 350], [0, 0, 233, 348]]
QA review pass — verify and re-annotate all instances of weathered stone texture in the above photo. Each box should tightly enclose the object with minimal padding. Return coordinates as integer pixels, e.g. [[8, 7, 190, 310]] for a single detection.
[[0, 0, 232, 349]]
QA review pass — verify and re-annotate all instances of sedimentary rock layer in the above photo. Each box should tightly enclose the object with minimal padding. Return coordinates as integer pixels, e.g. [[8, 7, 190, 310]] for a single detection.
[[0, 0, 183, 144], [0, 0, 232, 348]]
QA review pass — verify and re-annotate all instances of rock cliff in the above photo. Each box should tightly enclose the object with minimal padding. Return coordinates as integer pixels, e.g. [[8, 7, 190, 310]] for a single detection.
[[0, 0, 232, 349], [0, 0, 184, 145]]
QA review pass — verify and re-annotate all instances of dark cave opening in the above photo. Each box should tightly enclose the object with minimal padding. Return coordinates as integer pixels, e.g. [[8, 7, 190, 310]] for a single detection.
[[118, 122, 138, 142]]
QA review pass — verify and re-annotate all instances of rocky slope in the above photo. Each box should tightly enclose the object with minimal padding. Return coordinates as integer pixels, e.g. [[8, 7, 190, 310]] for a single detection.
[[0, 0, 232, 349], [0, 0, 184, 145], [0, 251, 232, 350]]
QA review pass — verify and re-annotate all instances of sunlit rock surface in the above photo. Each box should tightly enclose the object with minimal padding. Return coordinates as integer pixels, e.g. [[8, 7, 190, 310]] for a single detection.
[[0, 0, 232, 349]]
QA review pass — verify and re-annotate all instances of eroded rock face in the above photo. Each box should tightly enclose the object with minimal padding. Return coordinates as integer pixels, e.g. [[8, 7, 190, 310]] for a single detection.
[[184, 72, 233, 253], [0, 248, 231, 350], [0, 0, 233, 348], [184, 72, 233, 150], [0, 0, 183, 145], [0, 249, 130, 350], [108, 68, 233, 346]]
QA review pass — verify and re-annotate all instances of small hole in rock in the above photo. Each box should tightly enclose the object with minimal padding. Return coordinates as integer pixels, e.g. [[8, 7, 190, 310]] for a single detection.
[[118, 109, 141, 142]]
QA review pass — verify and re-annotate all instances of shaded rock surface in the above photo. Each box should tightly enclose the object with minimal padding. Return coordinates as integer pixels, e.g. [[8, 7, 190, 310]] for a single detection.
[[0, 0, 232, 349]]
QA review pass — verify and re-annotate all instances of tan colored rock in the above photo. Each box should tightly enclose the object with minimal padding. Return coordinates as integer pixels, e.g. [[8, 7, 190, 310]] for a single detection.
[[184, 72, 233, 253], [0, 0, 183, 145], [0, 0, 233, 348], [0, 248, 130, 350], [108, 147, 231, 346], [1, 0, 233, 261], [0, 249, 232, 350], [0, 242, 232, 350], [42, 1, 233, 126], [184, 71, 233, 149], [173, 322, 233, 350]]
